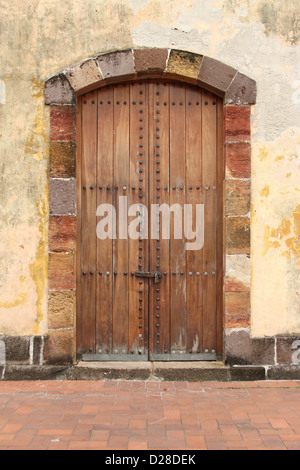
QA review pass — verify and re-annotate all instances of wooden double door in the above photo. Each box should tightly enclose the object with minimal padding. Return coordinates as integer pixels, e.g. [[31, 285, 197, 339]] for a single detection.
[[77, 80, 223, 361]]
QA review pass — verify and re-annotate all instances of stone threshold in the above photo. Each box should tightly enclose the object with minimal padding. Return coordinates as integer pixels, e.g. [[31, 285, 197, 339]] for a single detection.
[[1, 362, 299, 382]]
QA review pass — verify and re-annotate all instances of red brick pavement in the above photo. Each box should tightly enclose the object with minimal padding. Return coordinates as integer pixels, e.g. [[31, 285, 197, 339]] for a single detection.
[[0, 380, 299, 450]]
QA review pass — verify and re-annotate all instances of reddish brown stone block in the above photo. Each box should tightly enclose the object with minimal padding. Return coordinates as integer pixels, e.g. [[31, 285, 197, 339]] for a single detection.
[[224, 106, 251, 142], [225, 292, 250, 328], [50, 141, 76, 178], [226, 217, 250, 255], [49, 216, 76, 253], [134, 48, 169, 73], [50, 105, 76, 142], [225, 142, 251, 179], [44, 328, 75, 365], [48, 252, 75, 290], [226, 180, 251, 216]]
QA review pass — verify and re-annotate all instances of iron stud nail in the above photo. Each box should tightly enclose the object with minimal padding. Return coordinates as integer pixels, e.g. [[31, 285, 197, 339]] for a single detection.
[[83, 186, 86, 190]]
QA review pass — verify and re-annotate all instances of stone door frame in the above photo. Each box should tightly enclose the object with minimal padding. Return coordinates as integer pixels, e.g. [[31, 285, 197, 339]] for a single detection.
[[45, 48, 256, 365]]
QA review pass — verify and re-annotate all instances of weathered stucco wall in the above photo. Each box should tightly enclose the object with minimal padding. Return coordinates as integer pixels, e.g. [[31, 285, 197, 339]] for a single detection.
[[0, 0, 299, 337]]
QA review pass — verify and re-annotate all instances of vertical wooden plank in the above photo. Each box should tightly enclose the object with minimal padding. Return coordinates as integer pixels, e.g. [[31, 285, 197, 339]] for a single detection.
[[128, 82, 149, 355], [96, 87, 114, 355], [149, 81, 170, 357], [76, 97, 82, 354], [216, 96, 224, 355], [169, 83, 187, 353], [185, 86, 203, 354], [112, 84, 130, 355], [202, 91, 218, 353], [148, 82, 156, 356], [80, 91, 97, 353]]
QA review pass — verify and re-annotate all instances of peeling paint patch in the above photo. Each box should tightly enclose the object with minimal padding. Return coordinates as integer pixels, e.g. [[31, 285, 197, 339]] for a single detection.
[[29, 189, 48, 335], [260, 185, 270, 199], [263, 205, 300, 264], [258, 145, 268, 162], [222, 0, 300, 45]]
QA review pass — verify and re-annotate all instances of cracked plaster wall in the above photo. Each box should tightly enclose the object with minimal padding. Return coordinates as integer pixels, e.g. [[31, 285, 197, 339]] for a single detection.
[[0, 0, 299, 336]]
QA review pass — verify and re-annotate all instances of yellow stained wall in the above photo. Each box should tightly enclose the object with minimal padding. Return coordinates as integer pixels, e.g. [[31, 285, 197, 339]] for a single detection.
[[0, 0, 299, 336]]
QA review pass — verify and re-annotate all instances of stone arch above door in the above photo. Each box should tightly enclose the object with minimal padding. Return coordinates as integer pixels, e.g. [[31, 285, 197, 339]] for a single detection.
[[45, 48, 255, 365], [45, 48, 256, 105]]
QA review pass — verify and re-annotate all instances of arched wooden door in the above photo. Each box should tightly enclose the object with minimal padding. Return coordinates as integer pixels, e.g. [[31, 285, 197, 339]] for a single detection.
[[77, 80, 223, 361]]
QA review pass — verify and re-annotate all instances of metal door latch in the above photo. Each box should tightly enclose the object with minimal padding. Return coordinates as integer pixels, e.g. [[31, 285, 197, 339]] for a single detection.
[[135, 271, 162, 284]]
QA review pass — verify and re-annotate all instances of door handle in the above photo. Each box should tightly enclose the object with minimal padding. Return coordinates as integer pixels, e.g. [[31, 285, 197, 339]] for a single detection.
[[135, 271, 162, 284]]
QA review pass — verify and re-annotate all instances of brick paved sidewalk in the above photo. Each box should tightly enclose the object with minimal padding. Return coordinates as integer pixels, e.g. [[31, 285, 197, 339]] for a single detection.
[[0, 380, 299, 450]]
